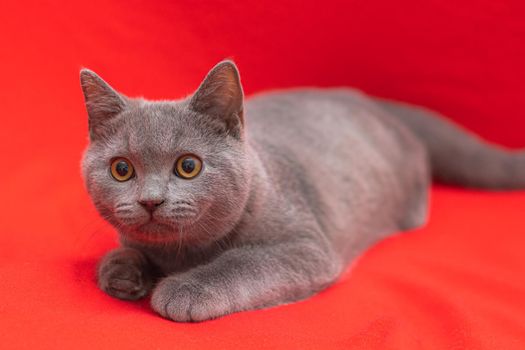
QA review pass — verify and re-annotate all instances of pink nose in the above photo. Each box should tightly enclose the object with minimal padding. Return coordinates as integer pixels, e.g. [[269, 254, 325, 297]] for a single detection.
[[138, 199, 165, 212]]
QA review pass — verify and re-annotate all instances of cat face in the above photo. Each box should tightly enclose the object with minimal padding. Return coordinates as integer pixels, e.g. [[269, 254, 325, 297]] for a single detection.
[[81, 62, 251, 245]]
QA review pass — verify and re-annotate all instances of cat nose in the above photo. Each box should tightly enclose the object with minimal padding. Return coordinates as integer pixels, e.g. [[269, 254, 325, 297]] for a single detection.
[[138, 199, 165, 212]]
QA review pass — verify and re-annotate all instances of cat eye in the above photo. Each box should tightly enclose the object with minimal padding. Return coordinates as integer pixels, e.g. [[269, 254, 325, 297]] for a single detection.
[[175, 154, 202, 179], [110, 158, 134, 182]]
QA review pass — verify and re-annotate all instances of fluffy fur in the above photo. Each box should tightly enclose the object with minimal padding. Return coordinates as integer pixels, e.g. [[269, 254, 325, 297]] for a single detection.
[[80, 61, 525, 322]]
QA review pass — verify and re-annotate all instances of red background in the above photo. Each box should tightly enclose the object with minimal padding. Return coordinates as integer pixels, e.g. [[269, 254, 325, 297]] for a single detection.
[[1, 1, 525, 349]]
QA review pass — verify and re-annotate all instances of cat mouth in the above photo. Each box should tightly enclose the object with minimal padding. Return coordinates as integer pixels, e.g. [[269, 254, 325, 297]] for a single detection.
[[123, 217, 198, 245], [143, 218, 171, 228], [138, 214, 196, 233], [124, 225, 179, 244], [116, 205, 209, 244]]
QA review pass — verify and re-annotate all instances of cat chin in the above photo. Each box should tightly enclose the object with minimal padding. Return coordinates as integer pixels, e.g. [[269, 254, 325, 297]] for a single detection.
[[118, 219, 200, 245], [139, 221, 175, 233], [120, 225, 180, 245]]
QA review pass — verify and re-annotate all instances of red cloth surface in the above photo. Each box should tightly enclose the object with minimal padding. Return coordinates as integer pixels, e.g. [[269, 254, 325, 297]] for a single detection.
[[1, 1, 524, 349]]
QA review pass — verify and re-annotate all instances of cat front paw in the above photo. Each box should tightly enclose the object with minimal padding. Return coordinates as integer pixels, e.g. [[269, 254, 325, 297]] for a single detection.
[[98, 260, 151, 301], [151, 275, 231, 322]]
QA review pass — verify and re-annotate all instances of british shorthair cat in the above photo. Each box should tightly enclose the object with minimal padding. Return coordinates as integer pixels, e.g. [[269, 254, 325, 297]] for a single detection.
[[80, 61, 525, 321]]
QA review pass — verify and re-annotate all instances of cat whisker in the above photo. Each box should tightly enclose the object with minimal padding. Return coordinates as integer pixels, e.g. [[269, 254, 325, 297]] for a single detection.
[[176, 224, 185, 260], [115, 208, 133, 215], [114, 202, 133, 209]]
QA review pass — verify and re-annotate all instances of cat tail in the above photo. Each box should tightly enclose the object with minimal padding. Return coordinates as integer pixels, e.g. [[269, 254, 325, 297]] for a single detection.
[[376, 99, 525, 190]]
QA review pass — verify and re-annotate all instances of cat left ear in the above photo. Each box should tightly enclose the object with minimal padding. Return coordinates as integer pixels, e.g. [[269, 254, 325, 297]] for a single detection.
[[189, 60, 244, 139], [80, 69, 127, 141]]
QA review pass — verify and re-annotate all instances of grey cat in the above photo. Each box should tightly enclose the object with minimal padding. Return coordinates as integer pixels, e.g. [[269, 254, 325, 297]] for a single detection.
[[80, 60, 525, 322]]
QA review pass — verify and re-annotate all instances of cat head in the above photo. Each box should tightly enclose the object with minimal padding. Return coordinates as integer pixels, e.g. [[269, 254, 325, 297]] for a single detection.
[[80, 61, 252, 246]]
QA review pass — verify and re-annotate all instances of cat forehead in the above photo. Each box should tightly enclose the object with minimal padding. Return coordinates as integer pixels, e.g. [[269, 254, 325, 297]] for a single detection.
[[113, 100, 218, 154], [125, 100, 186, 131]]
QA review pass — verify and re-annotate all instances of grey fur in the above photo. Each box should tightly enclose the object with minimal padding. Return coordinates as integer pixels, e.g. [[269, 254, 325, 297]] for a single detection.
[[80, 61, 525, 322]]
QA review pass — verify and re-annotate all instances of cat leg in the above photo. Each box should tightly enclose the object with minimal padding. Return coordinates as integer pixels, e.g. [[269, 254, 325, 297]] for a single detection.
[[98, 247, 154, 300], [151, 236, 342, 322]]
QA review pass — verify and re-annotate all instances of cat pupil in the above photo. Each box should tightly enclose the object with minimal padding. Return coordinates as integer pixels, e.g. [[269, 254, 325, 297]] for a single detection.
[[182, 159, 195, 173], [116, 161, 129, 176]]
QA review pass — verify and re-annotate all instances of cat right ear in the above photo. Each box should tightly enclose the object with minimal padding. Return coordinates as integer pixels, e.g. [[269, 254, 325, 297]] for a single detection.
[[80, 69, 127, 141]]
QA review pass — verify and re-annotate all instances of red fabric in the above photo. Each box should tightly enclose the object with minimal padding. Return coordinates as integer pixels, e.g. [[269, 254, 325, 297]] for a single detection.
[[1, 1, 524, 348]]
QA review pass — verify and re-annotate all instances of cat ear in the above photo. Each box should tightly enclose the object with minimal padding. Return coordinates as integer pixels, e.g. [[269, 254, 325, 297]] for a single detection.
[[80, 69, 127, 141], [189, 60, 244, 138]]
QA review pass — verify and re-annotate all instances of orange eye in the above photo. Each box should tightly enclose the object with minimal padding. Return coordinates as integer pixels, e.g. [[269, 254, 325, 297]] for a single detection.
[[110, 158, 134, 182], [175, 154, 202, 179]]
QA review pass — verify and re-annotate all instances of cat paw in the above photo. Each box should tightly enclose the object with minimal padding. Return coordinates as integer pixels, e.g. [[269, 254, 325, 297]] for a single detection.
[[98, 262, 151, 301], [150, 275, 231, 322]]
